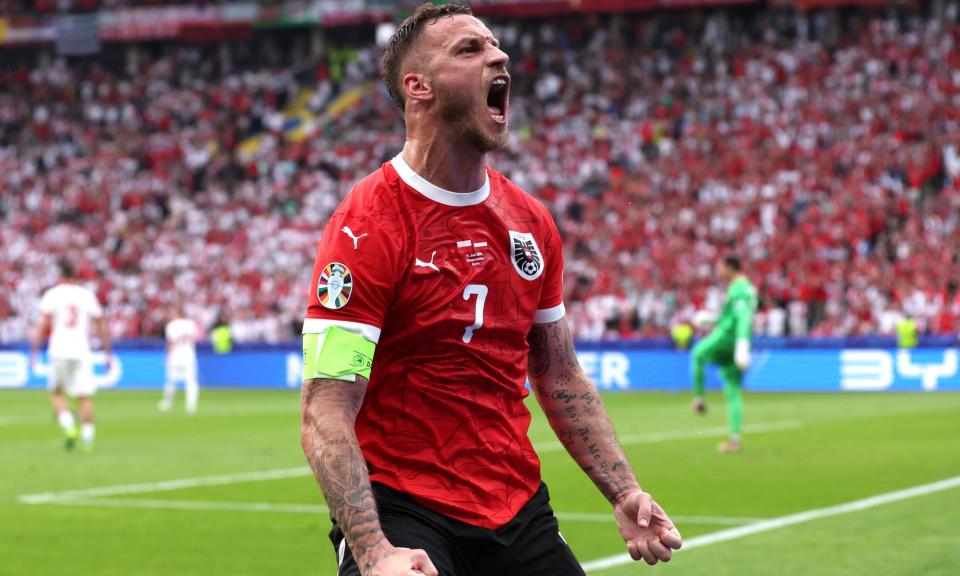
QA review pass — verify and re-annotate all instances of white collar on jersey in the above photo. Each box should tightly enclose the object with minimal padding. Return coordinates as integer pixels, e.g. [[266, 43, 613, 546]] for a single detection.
[[391, 154, 490, 207]]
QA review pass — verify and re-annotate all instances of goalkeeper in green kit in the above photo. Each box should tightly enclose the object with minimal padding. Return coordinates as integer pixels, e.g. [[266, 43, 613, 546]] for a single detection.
[[690, 256, 757, 453]]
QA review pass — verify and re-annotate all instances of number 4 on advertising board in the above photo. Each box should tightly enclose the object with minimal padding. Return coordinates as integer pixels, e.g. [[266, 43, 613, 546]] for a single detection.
[[840, 349, 958, 391]]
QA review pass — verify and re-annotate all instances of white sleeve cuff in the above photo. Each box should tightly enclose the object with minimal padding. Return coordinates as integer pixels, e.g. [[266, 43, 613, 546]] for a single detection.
[[301, 318, 381, 344], [533, 303, 566, 324]]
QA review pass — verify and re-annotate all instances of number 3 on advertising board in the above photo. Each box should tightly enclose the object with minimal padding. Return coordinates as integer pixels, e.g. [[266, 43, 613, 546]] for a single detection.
[[462, 284, 488, 344]]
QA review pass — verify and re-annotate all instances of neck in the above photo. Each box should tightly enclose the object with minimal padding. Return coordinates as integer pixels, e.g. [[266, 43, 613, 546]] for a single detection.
[[400, 126, 487, 193]]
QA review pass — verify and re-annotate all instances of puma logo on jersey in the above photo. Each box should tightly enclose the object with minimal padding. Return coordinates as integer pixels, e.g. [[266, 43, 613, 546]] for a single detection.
[[341, 226, 368, 249], [414, 251, 440, 272]]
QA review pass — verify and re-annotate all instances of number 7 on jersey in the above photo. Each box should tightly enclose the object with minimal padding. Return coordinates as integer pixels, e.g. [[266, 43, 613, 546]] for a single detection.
[[462, 284, 488, 344]]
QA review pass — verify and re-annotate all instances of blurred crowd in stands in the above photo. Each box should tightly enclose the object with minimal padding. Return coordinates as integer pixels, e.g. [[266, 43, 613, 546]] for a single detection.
[[2, 6, 960, 342], [0, 0, 201, 12]]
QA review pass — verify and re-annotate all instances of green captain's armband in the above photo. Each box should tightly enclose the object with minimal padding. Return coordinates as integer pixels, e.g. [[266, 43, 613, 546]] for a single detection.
[[303, 326, 375, 382]]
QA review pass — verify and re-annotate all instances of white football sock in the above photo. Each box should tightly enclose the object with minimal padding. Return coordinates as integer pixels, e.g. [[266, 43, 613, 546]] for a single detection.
[[58, 411, 76, 432], [162, 378, 176, 405], [80, 423, 95, 444], [185, 377, 198, 414]]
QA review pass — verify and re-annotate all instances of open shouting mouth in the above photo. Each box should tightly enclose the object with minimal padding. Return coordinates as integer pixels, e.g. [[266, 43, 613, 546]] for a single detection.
[[487, 74, 510, 125]]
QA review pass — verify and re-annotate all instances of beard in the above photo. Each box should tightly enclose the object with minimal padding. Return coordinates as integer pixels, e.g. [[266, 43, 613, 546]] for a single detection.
[[435, 82, 508, 153]]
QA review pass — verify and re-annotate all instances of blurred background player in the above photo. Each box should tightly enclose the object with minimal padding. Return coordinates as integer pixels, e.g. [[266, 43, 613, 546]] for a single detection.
[[690, 256, 757, 453], [210, 313, 233, 355], [30, 260, 112, 452], [160, 305, 201, 414]]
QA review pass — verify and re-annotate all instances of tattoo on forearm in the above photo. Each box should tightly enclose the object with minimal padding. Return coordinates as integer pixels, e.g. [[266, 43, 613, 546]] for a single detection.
[[301, 378, 388, 574], [528, 323, 640, 504], [527, 326, 550, 377]]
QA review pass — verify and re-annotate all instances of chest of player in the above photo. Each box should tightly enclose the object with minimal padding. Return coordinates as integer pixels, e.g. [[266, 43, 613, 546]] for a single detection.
[[391, 209, 548, 345]]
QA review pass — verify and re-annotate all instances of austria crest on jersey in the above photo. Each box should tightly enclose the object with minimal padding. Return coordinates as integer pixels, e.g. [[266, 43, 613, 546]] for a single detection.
[[318, 262, 353, 309], [509, 230, 544, 281]]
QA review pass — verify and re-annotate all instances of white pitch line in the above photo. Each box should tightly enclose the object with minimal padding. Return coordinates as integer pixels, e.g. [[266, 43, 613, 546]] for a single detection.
[[581, 474, 960, 573], [0, 404, 298, 427], [558, 512, 762, 526], [19, 422, 802, 506], [0, 415, 32, 426], [663, 514, 766, 526], [535, 420, 802, 453], [18, 466, 311, 504], [46, 497, 330, 515]]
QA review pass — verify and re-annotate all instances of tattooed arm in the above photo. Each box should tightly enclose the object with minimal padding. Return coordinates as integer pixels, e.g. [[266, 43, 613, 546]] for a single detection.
[[527, 318, 683, 565], [527, 319, 640, 503], [300, 377, 437, 576]]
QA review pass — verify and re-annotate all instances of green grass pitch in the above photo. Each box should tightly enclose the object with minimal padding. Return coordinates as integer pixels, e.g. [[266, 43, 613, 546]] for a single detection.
[[2, 389, 959, 575]]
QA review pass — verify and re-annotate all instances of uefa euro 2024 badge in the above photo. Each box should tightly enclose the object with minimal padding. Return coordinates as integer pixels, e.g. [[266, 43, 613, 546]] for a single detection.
[[318, 262, 353, 309]]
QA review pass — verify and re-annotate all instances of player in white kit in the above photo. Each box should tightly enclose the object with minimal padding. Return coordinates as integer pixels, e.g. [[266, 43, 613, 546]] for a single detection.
[[160, 308, 201, 414], [30, 261, 112, 452]]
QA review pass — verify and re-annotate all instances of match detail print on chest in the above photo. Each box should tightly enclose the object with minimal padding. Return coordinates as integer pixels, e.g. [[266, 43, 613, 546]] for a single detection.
[[409, 206, 507, 279], [411, 231, 498, 278]]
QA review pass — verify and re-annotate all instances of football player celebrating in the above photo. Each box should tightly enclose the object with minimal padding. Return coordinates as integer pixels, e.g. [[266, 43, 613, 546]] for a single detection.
[[299, 4, 682, 575]]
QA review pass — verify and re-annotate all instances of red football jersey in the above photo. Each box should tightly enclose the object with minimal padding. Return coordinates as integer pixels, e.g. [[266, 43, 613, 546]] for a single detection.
[[304, 155, 565, 529]]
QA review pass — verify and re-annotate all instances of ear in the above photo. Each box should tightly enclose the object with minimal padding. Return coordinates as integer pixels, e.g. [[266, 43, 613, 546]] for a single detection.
[[403, 72, 433, 106]]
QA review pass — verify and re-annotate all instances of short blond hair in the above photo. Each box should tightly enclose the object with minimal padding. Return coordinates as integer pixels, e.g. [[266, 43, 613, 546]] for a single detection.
[[382, 2, 472, 111]]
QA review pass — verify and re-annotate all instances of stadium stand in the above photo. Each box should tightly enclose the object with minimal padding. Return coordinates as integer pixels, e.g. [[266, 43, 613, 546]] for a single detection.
[[2, 4, 959, 341]]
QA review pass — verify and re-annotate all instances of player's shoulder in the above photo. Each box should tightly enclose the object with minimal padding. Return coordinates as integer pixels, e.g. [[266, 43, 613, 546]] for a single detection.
[[42, 283, 77, 300], [336, 162, 402, 217], [732, 278, 757, 298], [487, 167, 556, 225], [40, 284, 61, 299], [321, 162, 410, 264], [75, 284, 100, 304]]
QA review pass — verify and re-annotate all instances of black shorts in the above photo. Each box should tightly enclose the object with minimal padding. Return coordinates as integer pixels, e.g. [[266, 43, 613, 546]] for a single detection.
[[330, 482, 585, 576]]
